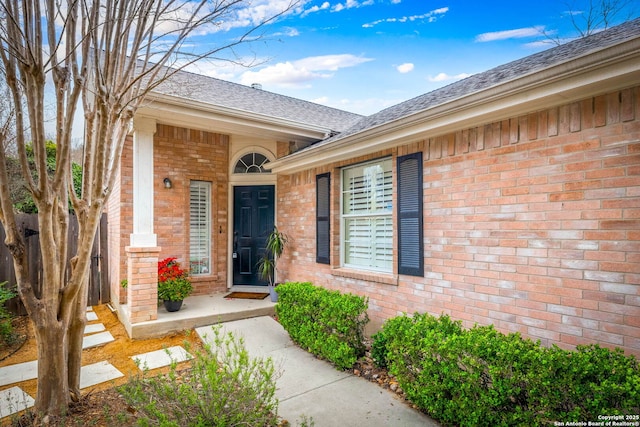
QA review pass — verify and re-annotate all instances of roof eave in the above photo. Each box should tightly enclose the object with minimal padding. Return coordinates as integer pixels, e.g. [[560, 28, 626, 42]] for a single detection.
[[269, 36, 640, 174], [138, 92, 332, 142]]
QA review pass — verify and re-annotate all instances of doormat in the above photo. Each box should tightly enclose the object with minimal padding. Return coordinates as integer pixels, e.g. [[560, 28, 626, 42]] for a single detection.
[[224, 292, 269, 300]]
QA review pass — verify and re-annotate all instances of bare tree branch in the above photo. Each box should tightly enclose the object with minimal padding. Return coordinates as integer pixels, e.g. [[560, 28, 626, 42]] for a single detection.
[[541, 0, 636, 45], [0, 0, 300, 418]]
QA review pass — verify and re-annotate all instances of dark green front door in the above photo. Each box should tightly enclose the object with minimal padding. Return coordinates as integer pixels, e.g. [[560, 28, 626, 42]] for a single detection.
[[233, 185, 275, 286]]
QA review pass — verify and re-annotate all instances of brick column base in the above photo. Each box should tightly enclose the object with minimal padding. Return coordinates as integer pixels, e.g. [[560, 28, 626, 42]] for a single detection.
[[126, 246, 161, 323]]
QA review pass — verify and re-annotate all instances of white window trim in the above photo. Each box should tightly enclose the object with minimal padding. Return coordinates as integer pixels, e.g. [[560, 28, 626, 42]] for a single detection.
[[340, 158, 393, 273], [189, 180, 211, 276]]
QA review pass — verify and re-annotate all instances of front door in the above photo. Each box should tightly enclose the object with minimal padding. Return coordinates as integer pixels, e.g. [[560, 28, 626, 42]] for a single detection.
[[233, 185, 275, 286]]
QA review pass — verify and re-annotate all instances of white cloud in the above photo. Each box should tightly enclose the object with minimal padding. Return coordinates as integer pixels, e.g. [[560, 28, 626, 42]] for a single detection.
[[396, 63, 414, 73], [241, 62, 330, 87], [273, 27, 300, 37], [301, 1, 330, 17], [427, 72, 471, 82], [363, 7, 448, 28], [235, 0, 300, 26], [475, 26, 545, 42], [332, 0, 374, 13], [240, 54, 374, 88], [296, 54, 373, 71], [160, 0, 304, 35]]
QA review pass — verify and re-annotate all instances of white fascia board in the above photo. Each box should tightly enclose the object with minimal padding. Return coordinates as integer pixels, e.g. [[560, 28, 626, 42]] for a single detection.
[[139, 93, 330, 142], [269, 38, 640, 174]]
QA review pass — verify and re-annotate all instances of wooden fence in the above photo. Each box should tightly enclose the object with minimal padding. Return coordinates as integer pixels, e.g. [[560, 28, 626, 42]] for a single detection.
[[0, 214, 109, 314]]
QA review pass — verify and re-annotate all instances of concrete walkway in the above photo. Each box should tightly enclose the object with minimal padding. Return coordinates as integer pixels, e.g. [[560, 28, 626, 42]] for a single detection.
[[2, 305, 439, 425], [196, 316, 439, 427]]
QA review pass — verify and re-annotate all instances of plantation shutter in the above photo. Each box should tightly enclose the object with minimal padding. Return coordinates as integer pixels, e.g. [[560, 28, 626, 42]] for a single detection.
[[342, 159, 393, 271], [316, 173, 331, 264], [397, 153, 423, 276], [189, 181, 211, 275]]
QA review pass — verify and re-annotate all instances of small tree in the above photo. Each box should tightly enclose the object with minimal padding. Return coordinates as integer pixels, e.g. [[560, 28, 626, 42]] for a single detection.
[[543, 0, 636, 44], [6, 141, 82, 213], [0, 0, 297, 420]]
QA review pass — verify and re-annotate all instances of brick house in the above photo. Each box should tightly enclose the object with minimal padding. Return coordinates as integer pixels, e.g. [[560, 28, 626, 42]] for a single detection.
[[109, 19, 640, 357]]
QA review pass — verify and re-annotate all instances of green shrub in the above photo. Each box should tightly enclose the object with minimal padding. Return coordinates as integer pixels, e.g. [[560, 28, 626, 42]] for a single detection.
[[0, 282, 18, 345], [275, 282, 369, 370], [119, 327, 279, 427], [374, 313, 640, 426]]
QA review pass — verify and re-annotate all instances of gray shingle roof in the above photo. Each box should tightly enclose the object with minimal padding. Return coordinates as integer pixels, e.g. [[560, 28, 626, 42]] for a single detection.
[[152, 71, 363, 133], [322, 17, 640, 144]]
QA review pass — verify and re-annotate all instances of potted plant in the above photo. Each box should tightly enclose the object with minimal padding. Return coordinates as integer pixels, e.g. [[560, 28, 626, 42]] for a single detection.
[[257, 226, 289, 302], [157, 257, 193, 312]]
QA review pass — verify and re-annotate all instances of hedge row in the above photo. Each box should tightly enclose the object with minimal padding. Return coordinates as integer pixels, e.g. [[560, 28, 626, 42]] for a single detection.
[[274, 282, 368, 370], [373, 313, 640, 426]]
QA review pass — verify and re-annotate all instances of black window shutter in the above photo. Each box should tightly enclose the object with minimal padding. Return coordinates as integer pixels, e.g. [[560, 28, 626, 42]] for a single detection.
[[316, 173, 331, 264], [397, 153, 424, 276]]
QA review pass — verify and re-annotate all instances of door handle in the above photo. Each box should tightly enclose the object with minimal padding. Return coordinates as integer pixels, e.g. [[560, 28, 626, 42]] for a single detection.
[[233, 231, 238, 259]]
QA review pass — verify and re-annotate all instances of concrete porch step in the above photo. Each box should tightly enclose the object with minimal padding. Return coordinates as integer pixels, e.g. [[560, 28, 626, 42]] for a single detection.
[[118, 292, 276, 339]]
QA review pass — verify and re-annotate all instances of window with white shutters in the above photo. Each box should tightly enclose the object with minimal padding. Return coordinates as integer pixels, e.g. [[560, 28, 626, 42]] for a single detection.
[[341, 158, 393, 272], [189, 181, 211, 275]]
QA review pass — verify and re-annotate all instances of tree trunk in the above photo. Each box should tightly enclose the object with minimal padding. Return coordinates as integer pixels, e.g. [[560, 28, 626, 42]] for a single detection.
[[67, 279, 88, 400], [33, 318, 69, 418]]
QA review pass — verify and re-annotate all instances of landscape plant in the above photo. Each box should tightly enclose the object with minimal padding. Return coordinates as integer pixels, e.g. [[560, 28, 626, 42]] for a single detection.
[[119, 327, 280, 426], [157, 258, 192, 302], [4, 141, 82, 214], [257, 226, 289, 286], [373, 313, 640, 426], [275, 282, 369, 370], [0, 281, 17, 345]]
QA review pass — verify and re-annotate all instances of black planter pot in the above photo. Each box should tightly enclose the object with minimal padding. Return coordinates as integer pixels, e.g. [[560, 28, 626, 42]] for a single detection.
[[163, 299, 183, 312]]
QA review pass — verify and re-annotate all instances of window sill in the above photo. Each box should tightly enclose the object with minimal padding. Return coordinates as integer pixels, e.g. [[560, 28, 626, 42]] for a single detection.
[[331, 268, 398, 286]]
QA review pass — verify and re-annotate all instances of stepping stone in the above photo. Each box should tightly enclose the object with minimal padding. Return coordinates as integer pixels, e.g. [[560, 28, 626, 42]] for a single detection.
[[86, 311, 98, 321], [87, 306, 94, 312], [82, 331, 115, 349], [80, 361, 124, 389], [0, 386, 35, 419], [0, 360, 38, 387], [0, 358, 122, 389], [84, 323, 106, 335], [132, 346, 192, 371]]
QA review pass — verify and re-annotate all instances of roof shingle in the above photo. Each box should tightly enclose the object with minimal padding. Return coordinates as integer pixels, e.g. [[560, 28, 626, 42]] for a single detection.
[[152, 71, 363, 133]]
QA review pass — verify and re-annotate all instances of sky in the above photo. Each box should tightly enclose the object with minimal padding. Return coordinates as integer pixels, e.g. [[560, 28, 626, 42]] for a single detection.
[[181, 0, 639, 117]]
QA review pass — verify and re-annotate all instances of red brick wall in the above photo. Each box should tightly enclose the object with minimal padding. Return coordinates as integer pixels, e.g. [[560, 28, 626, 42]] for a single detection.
[[278, 86, 640, 357], [110, 125, 230, 299], [154, 125, 229, 294]]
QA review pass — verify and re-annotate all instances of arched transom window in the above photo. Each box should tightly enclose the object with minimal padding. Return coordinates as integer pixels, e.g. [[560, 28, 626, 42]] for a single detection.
[[234, 152, 270, 174]]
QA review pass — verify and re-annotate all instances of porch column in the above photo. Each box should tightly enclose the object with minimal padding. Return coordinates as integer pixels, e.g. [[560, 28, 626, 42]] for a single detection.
[[130, 117, 157, 247], [127, 117, 159, 323], [126, 246, 160, 323]]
